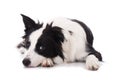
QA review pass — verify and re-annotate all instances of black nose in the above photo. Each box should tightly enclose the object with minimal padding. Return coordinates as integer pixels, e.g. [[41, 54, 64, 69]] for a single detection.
[[22, 58, 31, 67]]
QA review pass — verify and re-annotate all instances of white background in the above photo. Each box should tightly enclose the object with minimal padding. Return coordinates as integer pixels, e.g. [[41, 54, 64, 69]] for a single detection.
[[0, 0, 120, 80]]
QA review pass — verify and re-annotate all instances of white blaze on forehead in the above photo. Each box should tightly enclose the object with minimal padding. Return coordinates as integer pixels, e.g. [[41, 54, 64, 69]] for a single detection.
[[25, 26, 46, 59], [29, 26, 45, 49], [24, 26, 47, 67]]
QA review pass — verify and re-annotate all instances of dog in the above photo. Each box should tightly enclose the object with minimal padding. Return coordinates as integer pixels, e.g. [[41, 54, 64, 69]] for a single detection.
[[17, 14, 102, 70]]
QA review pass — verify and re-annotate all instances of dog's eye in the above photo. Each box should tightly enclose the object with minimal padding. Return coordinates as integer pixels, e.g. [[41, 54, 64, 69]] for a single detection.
[[39, 46, 45, 51], [40, 46, 43, 50]]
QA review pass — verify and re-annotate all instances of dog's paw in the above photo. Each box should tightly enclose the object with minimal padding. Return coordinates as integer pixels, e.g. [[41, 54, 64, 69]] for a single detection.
[[41, 58, 54, 67], [86, 55, 100, 70]]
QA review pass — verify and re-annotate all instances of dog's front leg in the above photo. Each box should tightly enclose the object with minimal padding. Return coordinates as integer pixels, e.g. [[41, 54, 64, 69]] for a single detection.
[[41, 58, 54, 67]]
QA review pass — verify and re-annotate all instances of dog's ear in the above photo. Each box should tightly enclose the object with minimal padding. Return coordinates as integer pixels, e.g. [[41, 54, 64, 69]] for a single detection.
[[21, 14, 43, 38], [43, 22, 53, 34], [21, 14, 36, 30], [51, 27, 64, 44]]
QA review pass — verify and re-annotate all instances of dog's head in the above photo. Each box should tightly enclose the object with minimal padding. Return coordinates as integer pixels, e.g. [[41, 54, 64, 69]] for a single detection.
[[17, 14, 64, 67]]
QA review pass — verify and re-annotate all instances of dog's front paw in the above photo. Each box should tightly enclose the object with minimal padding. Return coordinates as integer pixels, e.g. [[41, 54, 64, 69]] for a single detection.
[[41, 58, 54, 67], [86, 55, 100, 70]]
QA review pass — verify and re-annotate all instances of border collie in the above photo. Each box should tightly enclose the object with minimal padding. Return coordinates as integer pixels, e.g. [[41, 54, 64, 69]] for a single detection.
[[17, 14, 102, 70]]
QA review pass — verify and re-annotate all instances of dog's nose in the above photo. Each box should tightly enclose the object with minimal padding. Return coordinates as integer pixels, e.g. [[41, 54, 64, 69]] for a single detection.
[[22, 58, 31, 67]]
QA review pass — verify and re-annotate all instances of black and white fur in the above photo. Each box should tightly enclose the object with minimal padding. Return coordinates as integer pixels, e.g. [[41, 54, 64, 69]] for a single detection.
[[17, 14, 102, 70]]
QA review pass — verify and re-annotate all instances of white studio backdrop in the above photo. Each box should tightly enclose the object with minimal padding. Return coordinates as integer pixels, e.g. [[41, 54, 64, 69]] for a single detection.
[[0, 0, 120, 80]]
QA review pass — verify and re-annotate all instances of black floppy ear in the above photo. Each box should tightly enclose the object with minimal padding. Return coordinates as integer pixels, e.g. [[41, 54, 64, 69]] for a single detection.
[[51, 27, 65, 43], [51, 27, 65, 59], [21, 14, 36, 29]]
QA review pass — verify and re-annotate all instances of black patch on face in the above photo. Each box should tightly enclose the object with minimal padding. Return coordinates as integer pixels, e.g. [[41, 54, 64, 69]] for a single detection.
[[35, 23, 65, 60], [71, 19, 94, 45], [21, 14, 43, 38]]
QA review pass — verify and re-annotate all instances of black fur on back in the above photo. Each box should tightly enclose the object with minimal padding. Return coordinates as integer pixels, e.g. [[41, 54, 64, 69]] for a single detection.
[[35, 23, 65, 60], [71, 19, 94, 45], [71, 19, 102, 61]]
